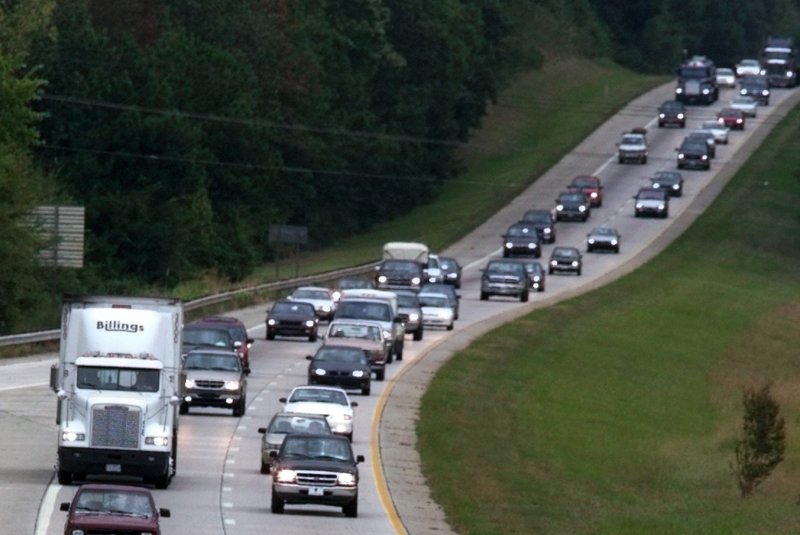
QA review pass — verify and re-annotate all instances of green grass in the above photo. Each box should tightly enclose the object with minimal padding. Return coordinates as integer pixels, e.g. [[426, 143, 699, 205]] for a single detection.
[[172, 59, 664, 297], [417, 99, 800, 533]]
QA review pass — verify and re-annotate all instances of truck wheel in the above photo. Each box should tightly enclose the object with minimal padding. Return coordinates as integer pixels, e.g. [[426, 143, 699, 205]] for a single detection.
[[413, 328, 423, 341], [343, 497, 358, 518], [271, 488, 285, 514], [57, 469, 72, 485], [152, 473, 170, 490], [260, 460, 270, 474]]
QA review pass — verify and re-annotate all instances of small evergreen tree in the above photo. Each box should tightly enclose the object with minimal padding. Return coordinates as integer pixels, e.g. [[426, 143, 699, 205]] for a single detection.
[[731, 383, 785, 497]]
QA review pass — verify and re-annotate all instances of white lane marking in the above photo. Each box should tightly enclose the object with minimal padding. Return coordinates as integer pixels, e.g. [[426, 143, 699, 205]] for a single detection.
[[33, 481, 60, 535], [225, 519, 236, 525], [0, 382, 48, 392], [223, 502, 233, 508], [223, 486, 232, 492]]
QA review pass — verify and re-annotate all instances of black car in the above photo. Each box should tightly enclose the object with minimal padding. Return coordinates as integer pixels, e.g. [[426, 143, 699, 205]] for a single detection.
[[420, 283, 460, 320], [549, 246, 583, 275], [195, 316, 254, 374], [508, 258, 546, 292], [373, 259, 423, 291], [650, 170, 684, 197], [676, 139, 711, 170], [266, 300, 319, 341], [633, 188, 670, 218], [479, 260, 529, 302], [502, 222, 542, 258], [554, 192, 590, 222], [739, 75, 770, 105], [658, 100, 686, 128], [520, 209, 556, 243], [270, 434, 364, 517], [438, 256, 462, 289], [394, 290, 424, 341], [307, 345, 372, 395], [686, 131, 716, 158], [586, 227, 621, 253]]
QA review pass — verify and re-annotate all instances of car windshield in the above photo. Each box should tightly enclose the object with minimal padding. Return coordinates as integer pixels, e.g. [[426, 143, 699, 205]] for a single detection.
[[337, 278, 372, 290], [621, 135, 644, 145], [506, 226, 535, 237], [653, 175, 677, 184], [289, 388, 348, 406], [661, 101, 683, 111], [717, 68, 734, 75], [571, 177, 598, 188], [553, 248, 579, 258], [592, 228, 616, 236], [654, 171, 680, 180], [269, 414, 330, 435], [76, 367, 160, 393], [183, 327, 233, 348], [336, 301, 392, 322], [281, 436, 353, 462], [487, 262, 524, 275], [293, 289, 330, 300], [184, 353, 241, 372], [313, 347, 367, 364], [439, 258, 458, 270], [381, 260, 420, 272], [427, 256, 440, 269], [740, 59, 759, 67], [75, 490, 154, 517], [559, 193, 585, 203], [638, 190, 665, 200], [328, 323, 381, 340], [272, 302, 314, 315], [396, 294, 419, 307], [418, 295, 449, 308]]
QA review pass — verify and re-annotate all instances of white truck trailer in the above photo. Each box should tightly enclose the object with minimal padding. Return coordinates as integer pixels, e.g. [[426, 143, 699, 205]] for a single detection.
[[50, 295, 184, 488]]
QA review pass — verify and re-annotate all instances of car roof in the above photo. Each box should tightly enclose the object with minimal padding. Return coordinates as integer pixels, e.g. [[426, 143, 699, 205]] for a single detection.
[[75, 483, 153, 493], [294, 286, 331, 292], [198, 315, 245, 325], [185, 348, 239, 357]]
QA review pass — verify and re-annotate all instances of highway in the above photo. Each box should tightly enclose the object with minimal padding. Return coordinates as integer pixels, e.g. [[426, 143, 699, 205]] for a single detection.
[[1, 80, 797, 535]]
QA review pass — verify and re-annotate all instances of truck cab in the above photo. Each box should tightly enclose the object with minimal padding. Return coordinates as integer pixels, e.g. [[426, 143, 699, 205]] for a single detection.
[[675, 56, 718, 105]]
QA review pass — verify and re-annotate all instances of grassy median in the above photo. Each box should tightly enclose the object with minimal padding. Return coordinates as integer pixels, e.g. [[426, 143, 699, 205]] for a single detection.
[[417, 100, 800, 533]]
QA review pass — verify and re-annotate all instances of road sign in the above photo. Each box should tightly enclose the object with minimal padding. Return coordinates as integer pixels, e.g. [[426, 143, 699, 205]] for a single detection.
[[30, 206, 85, 268], [269, 224, 308, 245]]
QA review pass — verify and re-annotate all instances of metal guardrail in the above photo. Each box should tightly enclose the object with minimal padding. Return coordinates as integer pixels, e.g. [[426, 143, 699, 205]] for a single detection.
[[0, 261, 379, 349]]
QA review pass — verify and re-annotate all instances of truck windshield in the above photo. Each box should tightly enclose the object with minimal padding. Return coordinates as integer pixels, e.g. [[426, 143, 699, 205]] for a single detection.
[[76, 367, 160, 393]]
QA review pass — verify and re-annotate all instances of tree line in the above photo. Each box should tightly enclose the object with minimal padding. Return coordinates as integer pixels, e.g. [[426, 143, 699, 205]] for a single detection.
[[1, 0, 799, 333]]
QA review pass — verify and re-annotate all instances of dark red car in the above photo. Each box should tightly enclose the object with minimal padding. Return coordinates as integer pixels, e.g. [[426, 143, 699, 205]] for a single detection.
[[567, 175, 604, 207], [61, 483, 170, 535], [717, 108, 745, 130]]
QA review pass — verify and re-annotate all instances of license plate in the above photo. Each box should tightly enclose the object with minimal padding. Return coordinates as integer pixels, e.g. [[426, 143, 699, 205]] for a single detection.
[[308, 487, 324, 496], [106, 463, 121, 473]]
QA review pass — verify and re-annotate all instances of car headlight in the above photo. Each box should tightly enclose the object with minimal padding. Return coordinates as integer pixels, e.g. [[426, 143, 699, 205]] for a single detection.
[[740, 89, 746, 95], [223, 380, 240, 391], [635, 203, 643, 209], [763, 90, 770, 95], [543, 228, 551, 234], [736, 118, 743, 124], [588, 238, 595, 244], [556, 204, 564, 211], [787, 70, 794, 77], [332, 291, 342, 301], [578, 206, 586, 212], [702, 88, 710, 94], [305, 320, 316, 327], [677, 113, 684, 119], [352, 370, 365, 378], [61, 432, 86, 442], [550, 260, 557, 266], [701, 155, 708, 160], [320, 305, 331, 312], [677, 153, 685, 159], [652, 183, 661, 188], [611, 239, 618, 245], [659, 113, 665, 118], [185, 378, 197, 388], [408, 313, 419, 322], [527, 243, 537, 249], [338, 473, 357, 486], [145, 436, 169, 447], [382, 330, 391, 340], [532, 275, 541, 282], [343, 414, 353, 421], [505, 242, 513, 248], [313, 368, 326, 376], [672, 184, 679, 190], [275, 469, 297, 483], [446, 272, 457, 278], [590, 192, 598, 198], [377, 275, 387, 283], [658, 204, 665, 210], [411, 277, 421, 285], [267, 318, 277, 326], [571, 261, 578, 267], [675, 87, 683, 94]]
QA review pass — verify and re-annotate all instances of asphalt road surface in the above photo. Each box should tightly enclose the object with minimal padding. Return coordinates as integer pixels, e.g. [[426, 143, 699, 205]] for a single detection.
[[1, 80, 797, 535]]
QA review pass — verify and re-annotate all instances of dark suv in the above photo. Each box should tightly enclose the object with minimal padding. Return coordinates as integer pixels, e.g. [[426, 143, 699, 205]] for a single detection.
[[520, 209, 557, 243], [658, 100, 686, 128], [270, 434, 364, 517], [373, 259, 423, 291], [195, 316, 254, 374], [739, 75, 770, 105], [265, 300, 319, 341], [394, 290, 424, 341], [502, 222, 542, 258], [554, 192, 591, 222], [676, 139, 711, 170], [479, 259, 529, 302]]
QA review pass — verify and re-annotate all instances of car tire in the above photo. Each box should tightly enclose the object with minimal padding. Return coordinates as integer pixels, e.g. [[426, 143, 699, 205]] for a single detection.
[[413, 328, 423, 341], [266, 329, 275, 341], [480, 291, 488, 301], [642, 157, 648, 165], [577, 268, 582, 276], [271, 488, 285, 514], [346, 432, 353, 442], [538, 284, 545, 292], [614, 246, 620, 254], [260, 460, 269, 474], [343, 497, 358, 518], [376, 369, 385, 381], [446, 322, 454, 331], [362, 384, 371, 396], [179, 402, 189, 415], [520, 291, 529, 303], [587, 245, 593, 253], [618, 157, 624, 164], [152, 473, 171, 490], [308, 333, 317, 342], [548, 268, 554, 275], [233, 396, 246, 417]]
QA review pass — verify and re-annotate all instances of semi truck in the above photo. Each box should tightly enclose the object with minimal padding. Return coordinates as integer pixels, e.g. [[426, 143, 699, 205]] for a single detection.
[[50, 295, 184, 488], [761, 36, 797, 88]]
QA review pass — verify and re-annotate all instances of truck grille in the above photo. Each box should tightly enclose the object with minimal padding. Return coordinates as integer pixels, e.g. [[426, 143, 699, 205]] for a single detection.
[[195, 380, 225, 389], [91, 405, 140, 449], [296, 470, 338, 487]]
